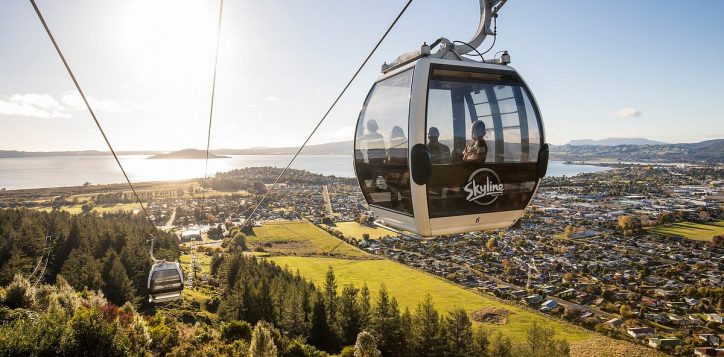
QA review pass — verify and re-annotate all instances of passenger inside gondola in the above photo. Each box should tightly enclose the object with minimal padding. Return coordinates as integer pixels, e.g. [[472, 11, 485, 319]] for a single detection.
[[384, 126, 409, 205], [427, 127, 451, 164], [363, 119, 386, 163], [462, 120, 488, 163], [386, 126, 407, 164]]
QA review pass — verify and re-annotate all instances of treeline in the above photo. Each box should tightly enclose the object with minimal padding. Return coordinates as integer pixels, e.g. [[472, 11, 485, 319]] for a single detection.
[[0, 208, 179, 306], [211, 167, 330, 192], [0, 251, 571, 356], [214, 253, 570, 357]]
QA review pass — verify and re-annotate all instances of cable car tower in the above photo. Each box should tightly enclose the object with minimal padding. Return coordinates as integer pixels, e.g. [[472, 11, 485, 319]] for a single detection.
[[354, 0, 549, 238]]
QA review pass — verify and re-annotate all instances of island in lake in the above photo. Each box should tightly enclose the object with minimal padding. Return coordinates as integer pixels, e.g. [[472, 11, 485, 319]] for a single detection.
[[147, 149, 230, 160]]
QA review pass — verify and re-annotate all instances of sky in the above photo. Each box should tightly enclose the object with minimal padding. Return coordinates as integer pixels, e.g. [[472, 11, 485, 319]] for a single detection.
[[1, 0, 723, 152]]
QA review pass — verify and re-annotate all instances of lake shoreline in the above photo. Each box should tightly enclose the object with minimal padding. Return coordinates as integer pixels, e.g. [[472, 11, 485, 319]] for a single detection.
[[0, 155, 610, 191]]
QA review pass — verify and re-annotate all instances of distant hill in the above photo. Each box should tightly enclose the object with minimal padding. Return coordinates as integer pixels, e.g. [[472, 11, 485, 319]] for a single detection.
[[3, 138, 721, 163], [566, 138, 666, 146], [217, 140, 352, 156], [0, 150, 157, 158], [147, 149, 229, 159], [551, 139, 724, 163]]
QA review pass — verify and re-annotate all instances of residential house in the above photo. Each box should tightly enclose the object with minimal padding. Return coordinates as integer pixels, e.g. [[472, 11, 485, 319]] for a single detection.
[[605, 318, 625, 329], [540, 300, 558, 312], [627, 327, 654, 339], [648, 337, 683, 350]]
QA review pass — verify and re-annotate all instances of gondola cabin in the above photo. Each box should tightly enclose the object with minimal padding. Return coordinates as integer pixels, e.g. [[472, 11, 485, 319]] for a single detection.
[[354, 56, 548, 237], [147, 261, 184, 303]]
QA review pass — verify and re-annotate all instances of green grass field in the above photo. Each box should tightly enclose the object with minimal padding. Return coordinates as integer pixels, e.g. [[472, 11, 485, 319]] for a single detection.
[[269, 256, 592, 343], [646, 220, 724, 241], [39, 202, 143, 215], [332, 221, 398, 240], [180, 252, 213, 276], [248, 221, 372, 259]]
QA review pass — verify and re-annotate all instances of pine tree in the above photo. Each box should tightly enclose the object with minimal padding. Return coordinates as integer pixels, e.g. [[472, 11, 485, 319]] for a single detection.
[[359, 283, 372, 329], [472, 326, 490, 357], [337, 283, 362, 346], [101, 251, 136, 306], [280, 285, 308, 337], [488, 332, 512, 357], [257, 279, 275, 323], [515, 322, 570, 357], [399, 308, 414, 357], [445, 307, 474, 357], [309, 296, 334, 352], [371, 285, 404, 357], [324, 266, 338, 323], [249, 322, 278, 357], [412, 294, 443, 357], [60, 250, 104, 291]]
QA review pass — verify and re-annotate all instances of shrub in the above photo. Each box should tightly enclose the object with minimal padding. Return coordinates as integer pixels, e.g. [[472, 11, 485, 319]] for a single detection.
[[221, 320, 252, 343], [3, 275, 35, 309]]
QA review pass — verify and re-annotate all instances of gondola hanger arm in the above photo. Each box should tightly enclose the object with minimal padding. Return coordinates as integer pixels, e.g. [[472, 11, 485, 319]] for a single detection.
[[453, 0, 507, 56]]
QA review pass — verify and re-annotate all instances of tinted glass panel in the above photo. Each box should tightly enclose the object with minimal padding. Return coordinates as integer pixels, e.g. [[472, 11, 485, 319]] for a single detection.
[[426, 67, 541, 218], [355, 70, 413, 215]]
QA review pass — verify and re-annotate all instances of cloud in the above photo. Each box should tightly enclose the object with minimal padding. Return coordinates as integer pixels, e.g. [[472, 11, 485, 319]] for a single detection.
[[0, 93, 70, 119], [615, 107, 642, 118], [61, 91, 134, 114]]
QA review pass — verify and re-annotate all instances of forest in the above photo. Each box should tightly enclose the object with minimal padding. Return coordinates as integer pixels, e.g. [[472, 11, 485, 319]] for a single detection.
[[0, 208, 571, 356]]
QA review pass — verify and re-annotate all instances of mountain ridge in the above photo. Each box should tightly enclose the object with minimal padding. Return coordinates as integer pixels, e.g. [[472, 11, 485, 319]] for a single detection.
[[566, 138, 666, 146]]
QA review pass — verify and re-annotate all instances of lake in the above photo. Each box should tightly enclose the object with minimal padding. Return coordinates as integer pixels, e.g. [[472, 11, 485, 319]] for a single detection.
[[0, 155, 609, 190]]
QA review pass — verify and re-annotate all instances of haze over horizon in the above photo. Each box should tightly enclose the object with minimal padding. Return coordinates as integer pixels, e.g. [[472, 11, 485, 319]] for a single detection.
[[1, 0, 723, 152]]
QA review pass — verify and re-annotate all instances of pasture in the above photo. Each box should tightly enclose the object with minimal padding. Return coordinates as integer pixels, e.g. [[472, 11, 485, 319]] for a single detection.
[[247, 221, 371, 259], [646, 220, 724, 241], [331, 221, 399, 240], [269, 255, 592, 343]]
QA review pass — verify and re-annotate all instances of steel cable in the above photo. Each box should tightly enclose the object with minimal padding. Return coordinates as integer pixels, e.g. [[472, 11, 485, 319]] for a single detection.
[[29, 0, 154, 226], [238, 0, 414, 231]]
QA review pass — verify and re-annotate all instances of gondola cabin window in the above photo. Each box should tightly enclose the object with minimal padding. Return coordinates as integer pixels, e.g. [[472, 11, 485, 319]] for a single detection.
[[425, 66, 542, 218], [355, 69, 413, 215]]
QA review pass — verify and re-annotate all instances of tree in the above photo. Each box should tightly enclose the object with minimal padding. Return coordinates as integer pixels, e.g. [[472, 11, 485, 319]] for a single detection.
[[514, 322, 569, 357], [620, 304, 633, 319], [232, 231, 247, 251], [488, 332, 512, 357], [338, 284, 362, 346], [249, 322, 278, 357], [60, 250, 104, 291], [3, 275, 35, 309], [371, 285, 403, 357], [445, 307, 474, 357], [618, 215, 641, 233], [220, 320, 252, 343], [564, 225, 575, 238], [486, 237, 496, 251], [354, 331, 381, 357], [359, 283, 372, 329], [309, 297, 335, 352], [101, 251, 136, 306], [61, 307, 119, 356], [412, 294, 443, 357], [324, 266, 338, 323], [472, 327, 490, 356]]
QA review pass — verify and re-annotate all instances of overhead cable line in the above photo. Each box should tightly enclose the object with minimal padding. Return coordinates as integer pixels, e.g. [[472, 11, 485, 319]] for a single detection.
[[199, 0, 225, 275], [239, 0, 414, 231], [202, 0, 225, 207], [29, 0, 154, 226]]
